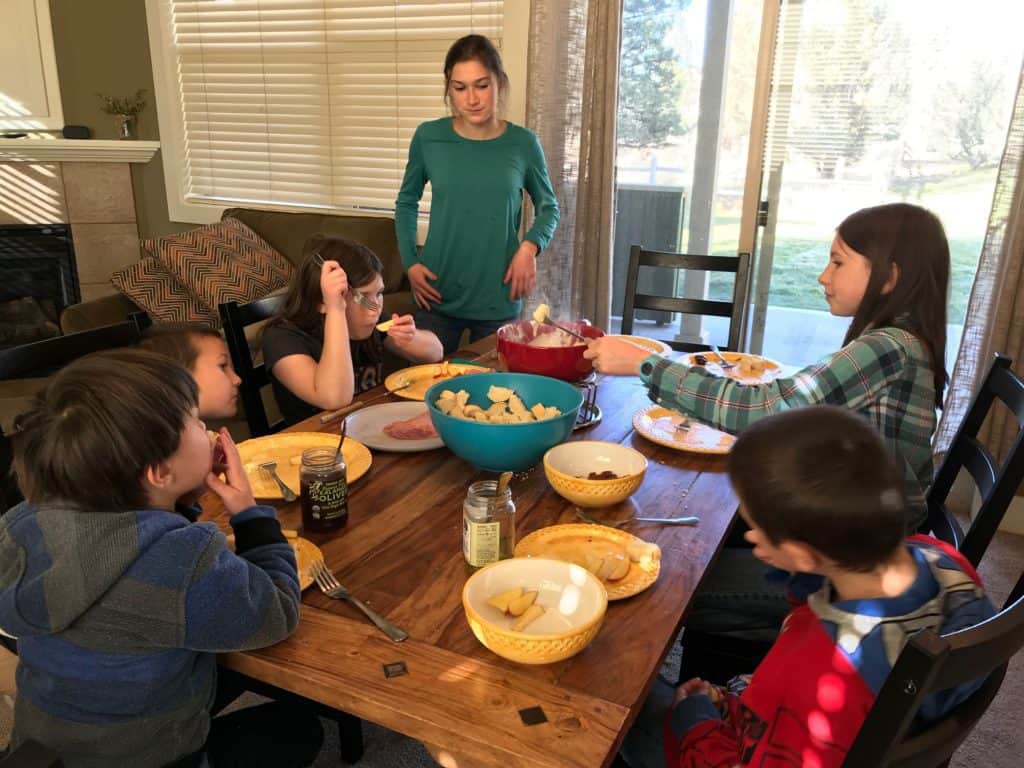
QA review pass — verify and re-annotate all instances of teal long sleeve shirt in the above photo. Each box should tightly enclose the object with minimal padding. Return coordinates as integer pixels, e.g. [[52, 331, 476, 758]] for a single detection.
[[395, 118, 560, 320]]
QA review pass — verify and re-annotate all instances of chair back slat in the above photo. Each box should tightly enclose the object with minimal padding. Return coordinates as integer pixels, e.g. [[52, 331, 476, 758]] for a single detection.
[[0, 320, 144, 381], [632, 296, 734, 318], [620, 246, 752, 353], [956, 436, 997, 499], [990, 366, 1024, 423], [219, 295, 286, 437]]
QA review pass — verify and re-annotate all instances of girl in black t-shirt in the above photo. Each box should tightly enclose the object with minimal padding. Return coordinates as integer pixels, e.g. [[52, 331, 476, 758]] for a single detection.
[[263, 235, 442, 425]]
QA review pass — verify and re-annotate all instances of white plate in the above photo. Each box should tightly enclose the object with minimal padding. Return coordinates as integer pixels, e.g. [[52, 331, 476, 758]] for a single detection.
[[344, 401, 444, 452]]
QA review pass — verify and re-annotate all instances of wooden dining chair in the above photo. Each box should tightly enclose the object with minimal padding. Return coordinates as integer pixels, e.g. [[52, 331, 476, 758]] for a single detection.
[[219, 294, 286, 437], [842, 567, 1024, 767], [923, 354, 1024, 567], [620, 246, 752, 353]]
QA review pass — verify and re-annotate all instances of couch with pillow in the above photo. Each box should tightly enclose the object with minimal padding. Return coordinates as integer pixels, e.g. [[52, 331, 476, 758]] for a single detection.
[[61, 207, 415, 333]]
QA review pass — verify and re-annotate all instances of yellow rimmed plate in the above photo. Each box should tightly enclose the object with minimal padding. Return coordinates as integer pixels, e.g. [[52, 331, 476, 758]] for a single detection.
[[606, 335, 673, 357], [384, 362, 492, 401], [514, 523, 660, 600], [226, 534, 322, 591], [237, 432, 372, 499], [685, 351, 782, 385], [632, 405, 735, 455]]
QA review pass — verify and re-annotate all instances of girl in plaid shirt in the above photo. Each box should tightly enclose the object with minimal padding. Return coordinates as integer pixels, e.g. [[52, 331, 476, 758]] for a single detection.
[[585, 202, 951, 643]]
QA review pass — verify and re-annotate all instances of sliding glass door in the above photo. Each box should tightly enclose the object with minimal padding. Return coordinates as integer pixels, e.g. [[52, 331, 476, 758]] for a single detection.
[[743, 0, 1024, 369]]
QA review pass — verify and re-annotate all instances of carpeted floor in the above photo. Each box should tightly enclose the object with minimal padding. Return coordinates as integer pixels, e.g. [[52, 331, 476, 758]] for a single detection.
[[2, 526, 1021, 766]]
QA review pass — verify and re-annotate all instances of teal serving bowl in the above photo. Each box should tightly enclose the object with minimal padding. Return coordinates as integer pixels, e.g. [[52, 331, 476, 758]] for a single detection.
[[425, 372, 584, 472]]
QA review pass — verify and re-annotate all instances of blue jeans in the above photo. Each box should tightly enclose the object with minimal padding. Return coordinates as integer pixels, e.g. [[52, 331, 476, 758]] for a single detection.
[[619, 675, 674, 768], [685, 548, 791, 643], [414, 310, 515, 356]]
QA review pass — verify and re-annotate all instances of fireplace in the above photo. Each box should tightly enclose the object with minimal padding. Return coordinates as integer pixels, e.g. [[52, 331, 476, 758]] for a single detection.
[[0, 224, 79, 348]]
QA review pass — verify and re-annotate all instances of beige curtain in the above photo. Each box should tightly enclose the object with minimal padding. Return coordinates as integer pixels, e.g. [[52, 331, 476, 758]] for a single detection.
[[936, 58, 1024, 462], [525, 0, 622, 329]]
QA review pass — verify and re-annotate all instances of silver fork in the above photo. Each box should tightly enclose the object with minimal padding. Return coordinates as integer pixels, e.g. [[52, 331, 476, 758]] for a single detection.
[[258, 460, 297, 501], [312, 252, 381, 312], [709, 345, 737, 369], [310, 559, 408, 642]]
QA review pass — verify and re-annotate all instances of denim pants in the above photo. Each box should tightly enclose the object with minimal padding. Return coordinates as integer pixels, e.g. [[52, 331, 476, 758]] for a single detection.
[[618, 676, 677, 768], [414, 310, 514, 356], [685, 547, 791, 643]]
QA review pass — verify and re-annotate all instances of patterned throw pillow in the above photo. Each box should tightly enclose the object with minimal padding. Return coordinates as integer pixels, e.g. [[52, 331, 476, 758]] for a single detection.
[[141, 217, 293, 313], [110, 257, 219, 325]]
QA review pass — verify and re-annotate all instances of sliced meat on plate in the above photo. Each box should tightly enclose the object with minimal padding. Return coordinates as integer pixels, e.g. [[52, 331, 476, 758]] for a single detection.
[[382, 410, 438, 440]]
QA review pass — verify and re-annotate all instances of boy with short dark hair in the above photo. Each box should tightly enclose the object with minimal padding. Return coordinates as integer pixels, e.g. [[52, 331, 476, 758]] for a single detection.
[[0, 349, 320, 767], [138, 322, 241, 421], [621, 405, 995, 768]]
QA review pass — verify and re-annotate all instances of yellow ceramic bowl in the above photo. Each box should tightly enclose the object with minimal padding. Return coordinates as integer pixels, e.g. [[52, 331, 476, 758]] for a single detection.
[[462, 557, 607, 665], [543, 441, 648, 508]]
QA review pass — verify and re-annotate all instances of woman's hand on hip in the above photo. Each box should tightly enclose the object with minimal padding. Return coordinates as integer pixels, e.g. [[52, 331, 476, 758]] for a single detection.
[[320, 260, 349, 312], [408, 263, 442, 310], [504, 242, 538, 300], [582, 336, 651, 376]]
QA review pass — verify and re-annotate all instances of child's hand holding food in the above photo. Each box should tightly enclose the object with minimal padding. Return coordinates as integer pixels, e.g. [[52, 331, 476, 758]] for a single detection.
[[205, 427, 257, 515], [381, 313, 417, 348]]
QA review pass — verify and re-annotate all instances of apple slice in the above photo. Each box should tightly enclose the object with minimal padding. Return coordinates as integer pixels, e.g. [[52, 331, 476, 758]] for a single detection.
[[598, 553, 631, 582], [506, 590, 539, 617], [511, 603, 545, 632], [486, 587, 524, 613]]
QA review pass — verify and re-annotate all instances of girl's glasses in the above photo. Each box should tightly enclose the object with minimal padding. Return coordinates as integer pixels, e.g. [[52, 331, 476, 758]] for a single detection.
[[313, 252, 381, 312]]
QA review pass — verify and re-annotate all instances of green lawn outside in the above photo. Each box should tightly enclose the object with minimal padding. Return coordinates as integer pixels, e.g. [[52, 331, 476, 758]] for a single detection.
[[702, 221, 979, 325]]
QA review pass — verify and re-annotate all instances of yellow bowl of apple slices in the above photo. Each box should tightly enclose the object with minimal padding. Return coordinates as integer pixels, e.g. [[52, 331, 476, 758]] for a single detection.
[[462, 557, 608, 665]]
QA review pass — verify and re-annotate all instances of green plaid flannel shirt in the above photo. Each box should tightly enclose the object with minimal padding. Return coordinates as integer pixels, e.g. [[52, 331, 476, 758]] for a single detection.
[[639, 327, 936, 526]]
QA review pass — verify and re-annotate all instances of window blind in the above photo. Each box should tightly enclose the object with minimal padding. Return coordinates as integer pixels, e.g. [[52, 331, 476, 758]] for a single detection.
[[163, 0, 503, 213]]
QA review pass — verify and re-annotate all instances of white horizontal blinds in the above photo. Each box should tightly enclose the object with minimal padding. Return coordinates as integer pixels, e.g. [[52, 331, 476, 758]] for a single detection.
[[764, 1, 914, 178], [167, 0, 502, 213]]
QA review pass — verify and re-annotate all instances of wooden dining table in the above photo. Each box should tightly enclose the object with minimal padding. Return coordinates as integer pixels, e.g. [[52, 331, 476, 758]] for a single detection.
[[202, 337, 739, 768]]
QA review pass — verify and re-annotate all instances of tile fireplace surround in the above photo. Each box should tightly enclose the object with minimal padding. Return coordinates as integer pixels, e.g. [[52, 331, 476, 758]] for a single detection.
[[0, 139, 160, 307]]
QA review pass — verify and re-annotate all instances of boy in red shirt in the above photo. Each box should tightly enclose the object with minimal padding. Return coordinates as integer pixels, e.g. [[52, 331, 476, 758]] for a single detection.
[[621, 405, 994, 768]]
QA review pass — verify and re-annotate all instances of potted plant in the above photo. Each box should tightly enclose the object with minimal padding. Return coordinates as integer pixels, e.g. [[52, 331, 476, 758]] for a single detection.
[[97, 89, 147, 139]]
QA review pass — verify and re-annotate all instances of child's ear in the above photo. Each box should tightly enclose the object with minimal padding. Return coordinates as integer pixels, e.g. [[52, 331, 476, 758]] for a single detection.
[[144, 461, 174, 491], [881, 262, 900, 295], [778, 541, 823, 573]]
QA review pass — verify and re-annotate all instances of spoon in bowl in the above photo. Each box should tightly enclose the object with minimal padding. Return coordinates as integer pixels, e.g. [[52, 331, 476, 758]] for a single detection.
[[532, 304, 589, 343]]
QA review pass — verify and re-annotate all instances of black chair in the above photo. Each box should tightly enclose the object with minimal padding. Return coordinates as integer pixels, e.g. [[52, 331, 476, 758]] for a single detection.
[[0, 740, 63, 767], [1, 314, 151, 511], [219, 295, 286, 437], [0, 313, 150, 382], [843, 569, 1024, 767], [620, 246, 752, 352], [923, 354, 1024, 567]]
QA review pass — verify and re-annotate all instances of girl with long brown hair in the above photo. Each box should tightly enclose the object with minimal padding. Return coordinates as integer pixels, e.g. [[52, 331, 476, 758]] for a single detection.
[[263, 235, 442, 425]]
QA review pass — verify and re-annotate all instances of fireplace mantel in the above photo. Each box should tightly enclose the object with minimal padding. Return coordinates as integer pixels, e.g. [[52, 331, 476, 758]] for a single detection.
[[0, 138, 160, 163]]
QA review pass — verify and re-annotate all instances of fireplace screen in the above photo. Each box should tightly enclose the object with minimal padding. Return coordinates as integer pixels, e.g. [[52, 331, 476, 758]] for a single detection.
[[0, 224, 79, 347]]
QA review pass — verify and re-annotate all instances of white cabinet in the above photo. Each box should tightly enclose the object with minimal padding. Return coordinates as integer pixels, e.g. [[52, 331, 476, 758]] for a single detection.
[[0, 0, 63, 131]]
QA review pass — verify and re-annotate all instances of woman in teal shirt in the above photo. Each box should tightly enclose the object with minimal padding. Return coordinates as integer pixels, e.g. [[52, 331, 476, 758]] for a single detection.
[[395, 34, 560, 354]]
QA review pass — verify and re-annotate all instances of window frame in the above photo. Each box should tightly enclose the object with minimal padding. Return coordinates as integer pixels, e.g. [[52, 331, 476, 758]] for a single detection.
[[145, 0, 531, 225]]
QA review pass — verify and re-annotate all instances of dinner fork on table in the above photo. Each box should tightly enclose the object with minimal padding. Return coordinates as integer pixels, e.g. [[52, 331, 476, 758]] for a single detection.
[[310, 559, 408, 642]]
